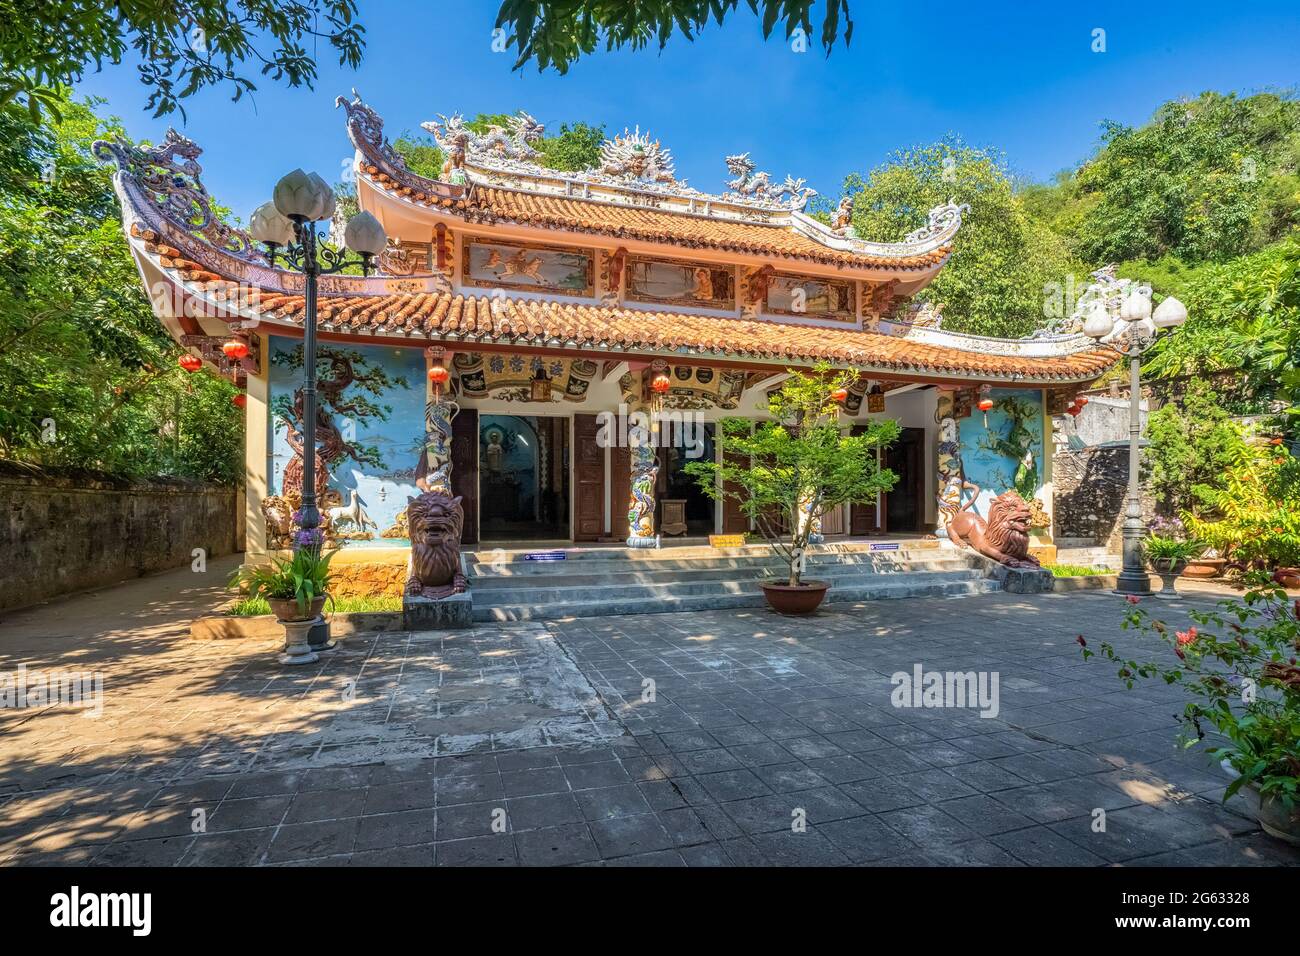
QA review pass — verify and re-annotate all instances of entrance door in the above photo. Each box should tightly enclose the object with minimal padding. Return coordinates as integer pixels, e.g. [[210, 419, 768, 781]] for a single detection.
[[849, 424, 884, 534], [451, 408, 478, 544], [479, 414, 570, 541], [884, 426, 925, 534], [655, 422, 715, 536], [573, 413, 604, 541]]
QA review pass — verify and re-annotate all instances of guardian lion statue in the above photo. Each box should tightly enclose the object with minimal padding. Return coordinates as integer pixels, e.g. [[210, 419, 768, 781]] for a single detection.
[[404, 492, 467, 600], [947, 490, 1041, 569]]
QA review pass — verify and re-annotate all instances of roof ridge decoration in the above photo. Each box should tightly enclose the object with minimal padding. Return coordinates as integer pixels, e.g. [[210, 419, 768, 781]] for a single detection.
[[722, 153, 816, 210], [337, 90, 467, 202], [93, 129, 261, 263]]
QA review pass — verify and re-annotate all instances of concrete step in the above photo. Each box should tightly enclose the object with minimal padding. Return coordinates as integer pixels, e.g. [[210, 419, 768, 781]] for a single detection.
[[466, 548, 971, 576], [471, 568, 988, 606], [465, 540, 944, 567], [469, 555, 979, 589], [471, 576, 1000, 622]]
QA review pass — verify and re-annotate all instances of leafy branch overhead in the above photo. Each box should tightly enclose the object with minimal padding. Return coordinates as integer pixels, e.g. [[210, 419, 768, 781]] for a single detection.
[[494, 0, 853, 73], [0, 0, 366, 119]]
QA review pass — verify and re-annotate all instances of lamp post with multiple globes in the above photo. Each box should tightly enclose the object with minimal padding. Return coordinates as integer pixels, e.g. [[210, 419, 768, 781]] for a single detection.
[[1081, 285, 1188, 595], [248, 170, 387, 543]]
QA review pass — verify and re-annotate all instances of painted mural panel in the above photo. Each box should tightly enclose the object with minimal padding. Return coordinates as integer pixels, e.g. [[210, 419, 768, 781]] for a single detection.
[[625, 255, 735, 309], [268, 337, 425, 543], [958, 388, 1045, 518], [462, 237, 594, 295], [765, 274, 855, 321]]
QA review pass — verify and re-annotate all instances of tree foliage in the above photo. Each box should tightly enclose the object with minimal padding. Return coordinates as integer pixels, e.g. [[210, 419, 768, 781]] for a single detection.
[[685, 364, 898, 586], [0, 90, 242, 482], [1144, 381, 1249, 516], [495, 0, 852, 74], [830, 138, 1081, 338], [0, 0, 366, 119]]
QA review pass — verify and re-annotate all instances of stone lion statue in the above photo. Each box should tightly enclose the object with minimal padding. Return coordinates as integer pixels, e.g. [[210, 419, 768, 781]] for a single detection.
[[947, 490, 1041, 569], [405, 491, 467, 600]]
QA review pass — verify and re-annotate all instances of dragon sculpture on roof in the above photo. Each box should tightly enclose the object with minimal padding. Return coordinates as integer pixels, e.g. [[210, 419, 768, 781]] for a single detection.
[[599, 127, 678, 184], [722, 153, 817, 210], [422, 110, 546, 163]]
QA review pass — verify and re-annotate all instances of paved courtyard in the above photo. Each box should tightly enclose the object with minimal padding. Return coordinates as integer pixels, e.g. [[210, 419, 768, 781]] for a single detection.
[[1, 558, 1297, 867]]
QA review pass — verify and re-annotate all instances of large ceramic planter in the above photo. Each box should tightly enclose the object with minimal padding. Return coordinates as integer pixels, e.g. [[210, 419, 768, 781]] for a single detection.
[[1273, 567, 1300, 590], [1149, 558, 1187, 600], [1221, 759, 1300, 845], [760, 580, 829, 615], [1184, 558, 1226, 579]]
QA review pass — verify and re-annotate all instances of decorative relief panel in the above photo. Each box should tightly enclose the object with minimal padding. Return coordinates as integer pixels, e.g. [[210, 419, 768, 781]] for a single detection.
[[454, 353, 598, 403], [765, 273, 855, 322], [462, 237, 594, 296], [625, 255, 735, 309]]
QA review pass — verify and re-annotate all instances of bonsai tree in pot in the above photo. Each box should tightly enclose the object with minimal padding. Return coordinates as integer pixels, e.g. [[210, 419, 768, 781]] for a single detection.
[[685, 363, 899, 614], [1080, 575, 1300, 844], [229, 539, 336, 664]]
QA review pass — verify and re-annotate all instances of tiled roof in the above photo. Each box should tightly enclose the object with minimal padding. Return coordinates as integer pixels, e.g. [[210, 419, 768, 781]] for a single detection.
[[360, 164, 950, 270], [156, 259, 1111, 383]]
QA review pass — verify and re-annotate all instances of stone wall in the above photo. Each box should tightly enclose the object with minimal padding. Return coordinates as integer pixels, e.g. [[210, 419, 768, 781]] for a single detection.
[[0, 472, 238, 613], [1052, 446, 1155, 549]]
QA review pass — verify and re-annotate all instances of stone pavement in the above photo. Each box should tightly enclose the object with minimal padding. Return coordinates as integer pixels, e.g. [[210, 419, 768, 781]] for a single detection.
[[1, 559, 1297, 866]]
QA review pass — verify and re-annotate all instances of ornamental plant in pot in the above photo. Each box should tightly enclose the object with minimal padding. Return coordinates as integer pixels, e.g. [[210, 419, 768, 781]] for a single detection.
[[1079, 574, 1300, 844], [1144, 534, 1204, 599], [229, 543, 336, 664], [685, 362, 900, 615]]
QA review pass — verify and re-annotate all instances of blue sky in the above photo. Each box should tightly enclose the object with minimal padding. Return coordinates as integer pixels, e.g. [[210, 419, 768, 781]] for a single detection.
[[74, 0, 1300, 221]]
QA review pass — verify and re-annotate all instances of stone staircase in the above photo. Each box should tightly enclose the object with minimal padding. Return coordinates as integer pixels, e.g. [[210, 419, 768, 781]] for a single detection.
[[466, 541, 1002, 622]]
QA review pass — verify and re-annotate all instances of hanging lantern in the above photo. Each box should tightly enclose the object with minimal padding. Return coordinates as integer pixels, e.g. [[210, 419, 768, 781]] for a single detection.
[[1066, 405, 1081, 417], [977, 386, 995, 426], [530, 366, 552, 402], [428, 362, 450, 393], [867, 384, 885, 414], [222, 339, 250, 361], [830, 386, 849, 404], [178, 353, 202, 373], [651, 371, 671, 395], [231, 393, 247, 409], [1075, 395, 1089, 408]]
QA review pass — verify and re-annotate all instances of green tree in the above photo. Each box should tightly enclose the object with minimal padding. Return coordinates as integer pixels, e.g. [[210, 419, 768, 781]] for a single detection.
[[0, 0, 366, 119], [685, 363, 898, 586], [1144, 381, 1249, 516], [832, 137, 1081, 338], [535, 121, 606, 171], [0, 89, 241, 482], [496, 0, 852, 73]]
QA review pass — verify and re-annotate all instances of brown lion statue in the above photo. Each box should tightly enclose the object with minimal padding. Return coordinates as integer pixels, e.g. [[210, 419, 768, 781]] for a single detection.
[[405, 492, 467, 600], [947, 490, 1041, 569]]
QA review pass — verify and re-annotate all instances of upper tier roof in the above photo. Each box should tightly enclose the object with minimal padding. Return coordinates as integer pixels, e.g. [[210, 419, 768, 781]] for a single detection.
[[338, 91, 967, 272]]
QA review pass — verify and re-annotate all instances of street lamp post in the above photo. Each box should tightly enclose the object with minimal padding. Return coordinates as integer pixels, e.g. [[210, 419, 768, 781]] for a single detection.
[[1083, 286, 1188, 595], [249, 170, 387, 542]]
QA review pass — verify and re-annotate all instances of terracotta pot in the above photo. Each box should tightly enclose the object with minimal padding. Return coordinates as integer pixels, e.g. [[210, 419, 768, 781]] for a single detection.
[[760, 580, 830, 615], [268, 595, 327, 623], [1273, 567, 1300, 589], [1183, 558, 1226, 579]]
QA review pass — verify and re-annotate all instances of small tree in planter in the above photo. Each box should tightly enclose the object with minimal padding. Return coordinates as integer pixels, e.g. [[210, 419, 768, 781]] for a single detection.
[[685, 363, 900, 613], [1079, 575, 1300, 844]]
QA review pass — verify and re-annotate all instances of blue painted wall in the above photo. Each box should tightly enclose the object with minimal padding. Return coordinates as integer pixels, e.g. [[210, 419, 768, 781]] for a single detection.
[[959, 387, 1045, 517]]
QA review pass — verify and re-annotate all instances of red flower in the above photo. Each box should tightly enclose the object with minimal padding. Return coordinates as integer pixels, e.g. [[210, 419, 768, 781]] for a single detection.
[[1176, 627, 1197, 647], [1076, 635, 1087, 647], [1125, 595, 1140, 605], [1175, 647, 1186, 661]]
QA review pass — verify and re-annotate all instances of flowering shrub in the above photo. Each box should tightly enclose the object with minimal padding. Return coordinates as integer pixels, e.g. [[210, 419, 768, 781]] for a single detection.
[[1079, 576, 1300, 808], [1183, 443, 1300, 568]]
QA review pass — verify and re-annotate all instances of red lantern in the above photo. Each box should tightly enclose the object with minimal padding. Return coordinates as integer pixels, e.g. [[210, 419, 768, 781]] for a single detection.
[[428, 364, 450, 386], [830, 387, 849, 403], [651, 372, 671, 395], [1075, 395, 1089, 408], [977, 397, 994, 413], [178, 353, 202, 373], [222, 339, 249, 361], [231, 393, 247, 409], [1067, 405, 1081, 417]]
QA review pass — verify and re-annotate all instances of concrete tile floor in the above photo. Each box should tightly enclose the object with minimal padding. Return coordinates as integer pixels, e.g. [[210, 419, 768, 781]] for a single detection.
[[1, 557, 1297, 866]]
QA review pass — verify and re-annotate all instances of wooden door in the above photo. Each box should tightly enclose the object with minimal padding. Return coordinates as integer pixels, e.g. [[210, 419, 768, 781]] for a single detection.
[[451, 408, 478, 544], [884, 426, 925, 533], [611, 444, 630, 540], [819, 503, 845, 535], [849, 424, 884, 535], [721, 447, 749, 534], [573, 414, 605, 541]]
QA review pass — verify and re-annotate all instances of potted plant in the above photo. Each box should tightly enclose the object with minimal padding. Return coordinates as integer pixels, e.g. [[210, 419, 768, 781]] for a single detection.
[[230, 544, 336, 664], [685, 363, 899, 614], [1144, 534, 1203, 599], [1080, 575, 1300, 844]]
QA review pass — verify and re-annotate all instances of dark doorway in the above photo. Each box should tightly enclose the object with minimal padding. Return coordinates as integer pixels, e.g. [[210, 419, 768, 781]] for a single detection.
[[656, 421, 715, 536], [479, 415, 569, 540], [884, 426, 926, 533]]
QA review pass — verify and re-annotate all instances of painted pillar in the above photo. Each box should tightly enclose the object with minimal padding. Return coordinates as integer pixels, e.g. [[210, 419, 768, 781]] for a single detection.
[[244, 335, 270, 554], [934, 387, 968, 539], [626, 402, 659, 548], [421, 347, 457, 495]]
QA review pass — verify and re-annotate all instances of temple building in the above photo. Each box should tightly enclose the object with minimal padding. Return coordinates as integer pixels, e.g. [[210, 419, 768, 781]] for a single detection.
[[98, 91, 1114, 565]]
